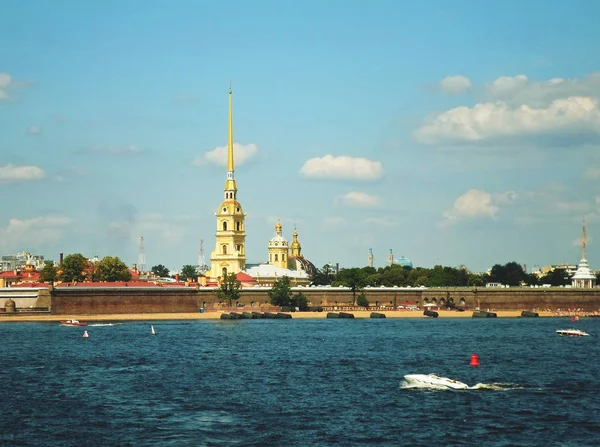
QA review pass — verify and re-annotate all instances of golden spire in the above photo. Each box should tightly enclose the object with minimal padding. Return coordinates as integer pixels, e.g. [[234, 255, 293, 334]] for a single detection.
[[224, 85, 237, 194], [275, 219, 282, 235], [290, 225, 302, 256], [582, 219, 587, 259], [228, 84, 234, 173]]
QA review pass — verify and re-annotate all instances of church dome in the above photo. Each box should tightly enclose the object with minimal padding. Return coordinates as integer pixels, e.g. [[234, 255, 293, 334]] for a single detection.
[[395, 256, 413, 268], [268, 221, 288, 248], [217, 200, 245, 215]]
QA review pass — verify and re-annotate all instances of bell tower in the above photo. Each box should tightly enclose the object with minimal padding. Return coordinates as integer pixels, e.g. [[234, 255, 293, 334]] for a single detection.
[[209, 87, 247, 280]]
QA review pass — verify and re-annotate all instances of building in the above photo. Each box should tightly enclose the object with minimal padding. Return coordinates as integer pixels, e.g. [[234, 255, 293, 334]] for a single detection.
[[367, 248, 374, 268], [209, 87, 247, 280], [244, 221, 316, 287], [1, 252, 48, 272], [572, 221, 596, 289]]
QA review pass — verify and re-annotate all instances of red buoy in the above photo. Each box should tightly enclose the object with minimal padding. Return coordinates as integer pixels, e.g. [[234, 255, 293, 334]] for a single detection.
[[470, 353, 480, 367]]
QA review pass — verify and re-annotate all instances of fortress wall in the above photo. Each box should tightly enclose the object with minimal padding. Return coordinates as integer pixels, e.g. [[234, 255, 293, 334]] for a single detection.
[[48, 286, 600, 314]]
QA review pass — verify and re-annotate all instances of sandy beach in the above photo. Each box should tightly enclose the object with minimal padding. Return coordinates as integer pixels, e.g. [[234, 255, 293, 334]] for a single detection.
[[0, 309, 559, 322]]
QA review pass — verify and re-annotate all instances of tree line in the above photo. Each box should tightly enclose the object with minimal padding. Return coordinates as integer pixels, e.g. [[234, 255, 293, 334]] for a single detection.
[[311, 261, 600, 290], [39, 254, 132, 283]]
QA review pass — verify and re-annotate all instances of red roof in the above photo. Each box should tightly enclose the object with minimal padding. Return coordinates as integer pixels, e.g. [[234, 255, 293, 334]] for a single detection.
[[236, 272, 256, 283]]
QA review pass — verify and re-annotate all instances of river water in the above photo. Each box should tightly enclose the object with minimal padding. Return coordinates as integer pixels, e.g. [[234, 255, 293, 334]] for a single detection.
[[1, 317, 599, 446]]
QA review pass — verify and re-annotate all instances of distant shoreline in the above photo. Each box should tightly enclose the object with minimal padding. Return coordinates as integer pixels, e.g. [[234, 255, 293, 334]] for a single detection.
[[0, 310, 580, 322]]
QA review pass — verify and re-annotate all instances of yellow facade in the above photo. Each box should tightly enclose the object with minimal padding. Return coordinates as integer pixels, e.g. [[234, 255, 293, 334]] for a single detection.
[[209, 88, 247, 280], [268, 221, 289, 269]]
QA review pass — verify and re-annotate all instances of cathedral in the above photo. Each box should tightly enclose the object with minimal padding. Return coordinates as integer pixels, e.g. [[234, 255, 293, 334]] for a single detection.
[[209, 89, 315, 286]]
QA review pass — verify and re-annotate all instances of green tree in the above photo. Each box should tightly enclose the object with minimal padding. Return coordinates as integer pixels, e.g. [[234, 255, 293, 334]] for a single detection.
[[540, 268, 571, 286], [335, 267, 367, 305], [216, 273, 241, 306], [489, 262, 525, 286], [467, 273, 486, 287], [59, 253, 88, 282], [356, 291, 369, 308], [269, 276, 292, 307], [180, 264, 198, 281], [151, 264, 170, 277], [39, 261, 58, 282], [290, 292, 309, 311], [311, 264, 335, 286], [96, 256, 132, 282]]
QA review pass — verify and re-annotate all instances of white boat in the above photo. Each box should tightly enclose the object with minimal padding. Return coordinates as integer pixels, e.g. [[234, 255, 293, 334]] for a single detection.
[[151, 325, 156, 336], [556, 329, 589, 337], [403, 374, 470, 389]]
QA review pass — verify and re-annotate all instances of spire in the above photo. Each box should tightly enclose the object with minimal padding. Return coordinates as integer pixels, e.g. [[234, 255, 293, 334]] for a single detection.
[[275, 219, 282, 236], [228, 85, 234, 173], [582, 219, 587, 259], [224, 86, 237, 195]]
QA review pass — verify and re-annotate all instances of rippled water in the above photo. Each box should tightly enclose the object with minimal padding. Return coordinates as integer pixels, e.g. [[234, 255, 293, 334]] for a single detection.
[[1, 317, 599, 446]]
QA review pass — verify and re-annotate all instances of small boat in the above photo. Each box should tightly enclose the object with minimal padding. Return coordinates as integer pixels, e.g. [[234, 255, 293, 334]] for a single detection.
[[151, 325, 156, 336], [556, 329, 589, 337], [60, 319, 88, 327], [403, 374, 470, 390]]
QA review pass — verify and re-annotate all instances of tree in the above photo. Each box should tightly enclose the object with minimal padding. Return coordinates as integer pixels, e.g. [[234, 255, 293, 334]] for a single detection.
[[540, 268, 571, 287], [96, 256, 132, 282], [290, 292, 309, 311], [39, 261, 58, 283], [180, 264, 198, 281], [356, 292, 369, 308], [216, 273, 241, 306], [269, 276, 292, 307], [151, 264, 170, 278], [311, 264, 335, 286], [334, 267, 367, 305], [59, 253, 88, 282]]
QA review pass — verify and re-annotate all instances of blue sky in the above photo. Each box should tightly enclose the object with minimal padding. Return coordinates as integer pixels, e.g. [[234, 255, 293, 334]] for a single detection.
[[1, 0, 600, 273]]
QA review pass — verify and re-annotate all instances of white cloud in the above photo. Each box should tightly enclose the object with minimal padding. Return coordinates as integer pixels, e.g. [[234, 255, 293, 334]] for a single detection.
[[336, 191, 380, 207], [0, 216, 71, 250], [583, 167, 600, 179], [439, 75, 471, 94], [0, 72, 11, 100], [0, 164, 45, 182], [487, 72, 600, 106], [27, 125, 42, 135], [193, 143, 258, 167], [364, 217, 395, 227], [83, 145, 141, 154], [300, 155, 383, 180], [415, 96, 600, 146], [444, 189, 500, 221]]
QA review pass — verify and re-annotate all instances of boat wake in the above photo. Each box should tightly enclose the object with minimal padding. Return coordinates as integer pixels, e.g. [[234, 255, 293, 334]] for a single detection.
[[88, 323, 123, 327], [400, 374, 521, 391]]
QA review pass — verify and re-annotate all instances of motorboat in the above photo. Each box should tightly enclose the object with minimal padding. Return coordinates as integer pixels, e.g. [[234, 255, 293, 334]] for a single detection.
[[403, 374, 470, 389], [556, 329, 589, 337], [60, 319, 88, 327]]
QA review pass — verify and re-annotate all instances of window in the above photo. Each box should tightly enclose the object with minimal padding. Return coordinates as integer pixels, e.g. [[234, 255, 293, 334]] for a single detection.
[[236, 244, 241, 253], [270, 254, 272, 262], [282, 254, 285, 261], [274, 254, 278, 262], [222, 221, 228, 231], [222, 245, 227, 255], [236, 222, 241, 231], [222, 267, 227, 277]]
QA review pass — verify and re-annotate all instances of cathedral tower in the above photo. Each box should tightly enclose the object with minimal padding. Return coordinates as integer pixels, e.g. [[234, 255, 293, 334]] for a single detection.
[[290, 227, 302, 257], [268, 220, 289, 269], [368, 248, 374, 268], [209, 87, 247, 279]]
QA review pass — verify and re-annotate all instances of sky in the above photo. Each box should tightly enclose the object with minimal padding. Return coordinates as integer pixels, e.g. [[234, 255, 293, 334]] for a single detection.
[[1, 0, 600, 273]]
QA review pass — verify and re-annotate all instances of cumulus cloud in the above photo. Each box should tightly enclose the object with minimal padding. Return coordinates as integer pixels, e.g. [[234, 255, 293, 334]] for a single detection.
[[444, 189, 513, 221], [193, 143, 258, 167], [0, 164, 45, 182], [300, 155, 383, 180], [414, 96, 600, 146], [583, 167, 600, 179], [439, 75, 471, 94], [82, 145, 141, 154], [27, 125, 42, 135], [487, 72, 600, 107], [336, 191, 380, 207], [0, 216, 71, 250]]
